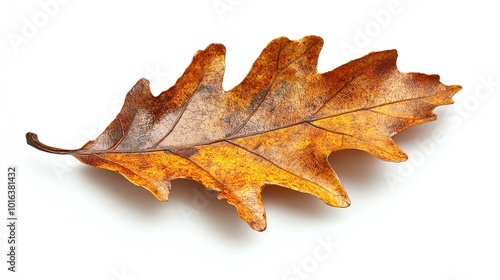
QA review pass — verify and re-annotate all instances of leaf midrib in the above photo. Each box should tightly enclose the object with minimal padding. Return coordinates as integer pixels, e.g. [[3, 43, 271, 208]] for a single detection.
[[72, 91, 446, 155]]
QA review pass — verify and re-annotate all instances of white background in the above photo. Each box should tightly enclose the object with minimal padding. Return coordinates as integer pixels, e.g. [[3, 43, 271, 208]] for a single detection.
[[1, 0, 499, 279]]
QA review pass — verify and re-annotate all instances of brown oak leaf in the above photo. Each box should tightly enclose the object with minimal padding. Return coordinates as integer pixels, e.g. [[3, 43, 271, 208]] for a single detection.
[[26, 35, 461, 231]]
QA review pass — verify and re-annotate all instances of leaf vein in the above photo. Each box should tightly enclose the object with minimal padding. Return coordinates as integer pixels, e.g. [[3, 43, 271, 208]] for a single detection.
[[228, 38, 320, 137], [151, 53, 220, 148], [227, 140, 324, 189]]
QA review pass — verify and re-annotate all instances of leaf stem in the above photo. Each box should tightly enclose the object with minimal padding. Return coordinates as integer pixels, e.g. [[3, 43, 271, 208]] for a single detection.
[[25, 132, 79, 154]]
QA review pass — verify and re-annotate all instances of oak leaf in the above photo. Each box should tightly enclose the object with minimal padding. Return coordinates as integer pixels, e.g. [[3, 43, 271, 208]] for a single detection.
[[26, 35, 461, 231]]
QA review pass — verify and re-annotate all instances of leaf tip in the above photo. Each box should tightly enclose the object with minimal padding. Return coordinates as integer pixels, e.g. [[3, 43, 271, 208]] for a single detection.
[[223, 190, 268, 231], [337, 195, 351, 208], [303, 34, 324, 46], [385, 48, 398, 56], [205, 42, 227, 56], [151, 183, 171, 202], [236, 204, 267, 231], [249, 217, 267, 232], [394, 152, 409, 162], [449, 84, 463, 96], [446, 84, 462, 106]]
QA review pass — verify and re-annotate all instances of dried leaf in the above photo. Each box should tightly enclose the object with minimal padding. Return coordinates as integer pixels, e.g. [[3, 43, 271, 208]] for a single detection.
[[26, 35, 461, 231]]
